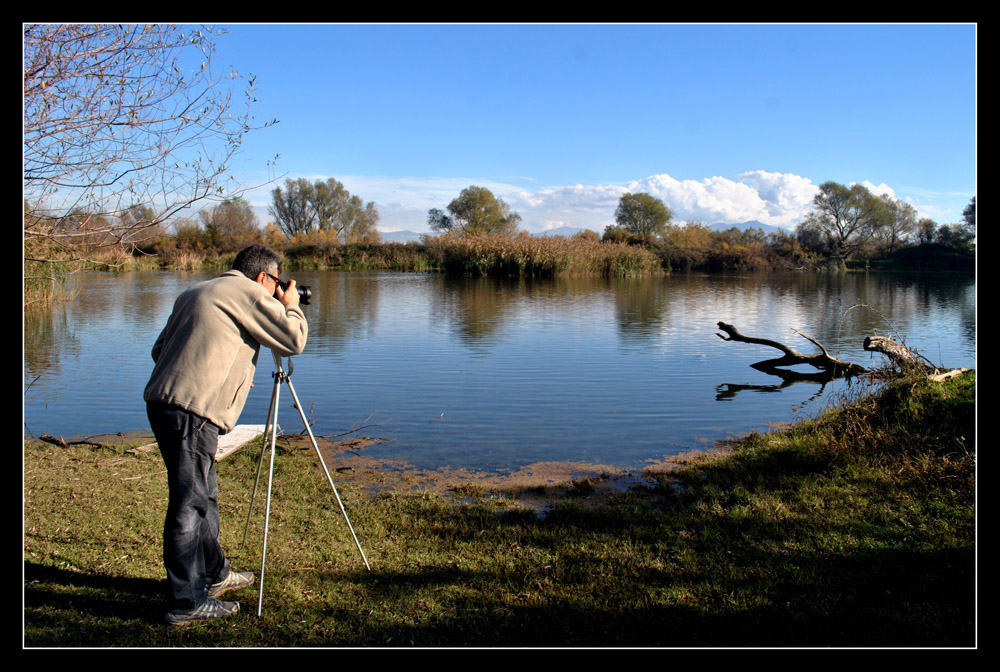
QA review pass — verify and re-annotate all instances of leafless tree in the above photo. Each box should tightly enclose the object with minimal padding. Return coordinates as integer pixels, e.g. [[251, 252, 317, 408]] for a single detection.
[[23, 24, 277, 266]]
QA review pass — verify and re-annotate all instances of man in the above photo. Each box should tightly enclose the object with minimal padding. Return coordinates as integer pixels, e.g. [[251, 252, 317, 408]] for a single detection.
[[144, 244, 308, 625]]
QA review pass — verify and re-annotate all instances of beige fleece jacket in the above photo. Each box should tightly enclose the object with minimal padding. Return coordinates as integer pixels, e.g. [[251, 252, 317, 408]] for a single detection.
[[144, 270, 308, 433]]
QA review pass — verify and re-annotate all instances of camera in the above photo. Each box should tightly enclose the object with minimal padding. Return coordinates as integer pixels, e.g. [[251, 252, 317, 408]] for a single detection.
[[275, 279, 313, 305]]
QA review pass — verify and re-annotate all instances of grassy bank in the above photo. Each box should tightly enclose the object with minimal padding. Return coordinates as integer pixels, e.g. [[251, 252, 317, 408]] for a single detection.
[[23, 371, 974, 647]]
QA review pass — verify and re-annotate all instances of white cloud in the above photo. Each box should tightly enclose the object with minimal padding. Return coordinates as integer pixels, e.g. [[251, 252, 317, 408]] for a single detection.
[[855, 180, 896, 200], [246, 170, 934, 234], [506, 171, 820, 233]]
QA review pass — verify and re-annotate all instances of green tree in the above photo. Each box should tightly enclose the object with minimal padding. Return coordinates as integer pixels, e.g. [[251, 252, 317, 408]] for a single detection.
[[428, 186, 521, 236], [269, 177, 380, 243], [23, 24, 275, 266], [798, 181, 889, 266], [935, 223, 975, 252], [199, 198, 263, 252], [269, 178, 316, 238], [614, 192, 673, 241], [915, 218, 938, 245], [310, 177, 380, 243], [601, 225, 633, 244], [343, 199, 381, 243], [874, 195, 917, 257], [172, 218, 211, 252], [962, 197, 975, 230], [961, 196, 975, 245]]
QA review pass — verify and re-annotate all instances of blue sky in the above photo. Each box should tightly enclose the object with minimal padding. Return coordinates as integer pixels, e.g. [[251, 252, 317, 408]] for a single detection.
[[210, 23, 976, 234]]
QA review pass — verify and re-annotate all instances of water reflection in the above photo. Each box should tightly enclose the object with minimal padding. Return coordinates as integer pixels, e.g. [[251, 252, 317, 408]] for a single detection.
[[23, 270, 975, 471], [436, 275, 518, 353], [611, 277, 670, 343]]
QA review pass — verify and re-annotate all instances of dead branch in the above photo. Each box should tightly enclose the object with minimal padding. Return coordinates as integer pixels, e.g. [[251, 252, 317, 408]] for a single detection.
[[863, 336, 932, 371], [928, 368, 970, 382], [38, 434, 108, 449], [863, 336, 970, 381], [716, 321, 867, 378]]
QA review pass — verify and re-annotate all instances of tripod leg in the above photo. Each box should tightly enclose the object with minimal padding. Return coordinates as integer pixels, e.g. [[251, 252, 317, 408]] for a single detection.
[[242, 374, 281, 549], [256, 379, 282, 617], [285, 377, 371, 571]]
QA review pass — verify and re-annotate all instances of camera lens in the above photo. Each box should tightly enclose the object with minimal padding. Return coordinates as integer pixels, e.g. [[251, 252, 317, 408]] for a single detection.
[[274, 279, 312, 305]]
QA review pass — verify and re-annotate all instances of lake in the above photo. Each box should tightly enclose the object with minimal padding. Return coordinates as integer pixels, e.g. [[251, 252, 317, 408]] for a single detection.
[[23, 270, 975, 473]]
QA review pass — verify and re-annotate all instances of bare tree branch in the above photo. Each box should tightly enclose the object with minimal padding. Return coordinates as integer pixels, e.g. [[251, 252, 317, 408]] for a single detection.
[[23, 24, 278, 262], [716, 321, 867, 378]]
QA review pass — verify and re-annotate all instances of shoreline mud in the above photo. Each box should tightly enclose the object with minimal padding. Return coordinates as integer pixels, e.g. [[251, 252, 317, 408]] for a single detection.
[[30, 429, 730, 514]]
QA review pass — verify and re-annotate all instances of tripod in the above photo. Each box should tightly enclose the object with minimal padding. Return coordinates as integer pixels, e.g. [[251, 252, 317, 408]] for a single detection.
[[242, 350, 370, 617]]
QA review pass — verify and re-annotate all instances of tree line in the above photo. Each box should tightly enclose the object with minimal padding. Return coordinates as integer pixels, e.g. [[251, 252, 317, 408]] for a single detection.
[[419, 183, 975, 272], [24, 24, 973, 286], [29, 178, 976, 277]]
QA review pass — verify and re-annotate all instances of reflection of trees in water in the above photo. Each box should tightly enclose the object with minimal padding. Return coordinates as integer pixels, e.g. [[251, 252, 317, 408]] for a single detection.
[[307, 271, 381, 347], [611, 276, 669, 343], [435, 275, 518, 351], [24, 304, 75, 381], [25, 271, 176, 380], [699, 272, 975, 367], [431, 274, 674, 350], [812, 273, 976, 366]]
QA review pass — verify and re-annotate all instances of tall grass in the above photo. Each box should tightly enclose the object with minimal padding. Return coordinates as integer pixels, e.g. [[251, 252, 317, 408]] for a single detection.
[[431, 232, 663, 278], [284, 241, 439, 272]]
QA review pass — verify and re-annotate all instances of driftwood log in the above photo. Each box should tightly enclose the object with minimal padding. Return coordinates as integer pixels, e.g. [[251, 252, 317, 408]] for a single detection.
[[864, 335, 970, 381], [863, 336, 930, 370], [716, 321, 867, 379], [717, 323, 970, 383]]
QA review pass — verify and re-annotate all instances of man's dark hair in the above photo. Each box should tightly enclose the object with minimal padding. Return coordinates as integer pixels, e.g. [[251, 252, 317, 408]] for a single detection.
[[232, 245, 282, 280]]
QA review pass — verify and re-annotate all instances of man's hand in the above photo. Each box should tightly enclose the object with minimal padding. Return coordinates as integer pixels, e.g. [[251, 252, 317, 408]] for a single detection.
[[275, 278, 300, 308]]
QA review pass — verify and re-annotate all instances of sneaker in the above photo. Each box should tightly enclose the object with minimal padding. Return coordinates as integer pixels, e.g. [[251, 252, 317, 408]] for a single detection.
[[166, 597, 240, 626], [207, 570, 255, 598]]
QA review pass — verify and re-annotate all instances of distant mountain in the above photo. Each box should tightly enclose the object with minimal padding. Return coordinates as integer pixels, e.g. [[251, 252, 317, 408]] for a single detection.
[[536, 222, 792, 238], [709, 220, 790, 235], [380, 227, 593, 241], [379, 229, 426, 243], [533, 226, 589, 238], [377, 223, 791, 243]]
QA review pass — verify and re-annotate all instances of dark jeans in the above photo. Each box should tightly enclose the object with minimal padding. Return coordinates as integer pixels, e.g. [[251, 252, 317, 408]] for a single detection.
[[147, 401, 231, 610]]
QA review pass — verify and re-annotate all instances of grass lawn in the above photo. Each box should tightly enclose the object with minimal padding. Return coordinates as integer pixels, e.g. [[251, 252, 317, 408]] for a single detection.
[[24, 372, 975, 648]]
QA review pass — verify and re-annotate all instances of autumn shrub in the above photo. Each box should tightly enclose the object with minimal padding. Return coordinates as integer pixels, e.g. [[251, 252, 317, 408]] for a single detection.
[[283, 229, 343, 268]]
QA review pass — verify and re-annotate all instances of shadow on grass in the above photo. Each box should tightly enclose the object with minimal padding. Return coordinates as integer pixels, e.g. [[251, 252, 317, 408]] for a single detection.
[[24, 562, 172, 646], [24, 527, 974, 648]]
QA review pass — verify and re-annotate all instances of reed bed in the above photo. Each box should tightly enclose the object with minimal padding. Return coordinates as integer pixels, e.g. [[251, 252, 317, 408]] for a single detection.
[[284, 241, 439, 272], [431, 233, 663, 278]]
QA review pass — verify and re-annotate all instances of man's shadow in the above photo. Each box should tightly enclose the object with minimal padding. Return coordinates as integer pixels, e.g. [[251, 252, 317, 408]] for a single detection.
[[24, 561, 166, 624]]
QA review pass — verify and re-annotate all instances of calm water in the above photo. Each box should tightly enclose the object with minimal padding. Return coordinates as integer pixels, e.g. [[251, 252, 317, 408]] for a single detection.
[[24, 270, 976, 472]]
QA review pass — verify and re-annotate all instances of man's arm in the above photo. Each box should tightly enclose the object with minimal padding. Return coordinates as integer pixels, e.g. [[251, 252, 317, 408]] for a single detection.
[[243, 290, 308, 357], [151, 323, 167, 362]]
